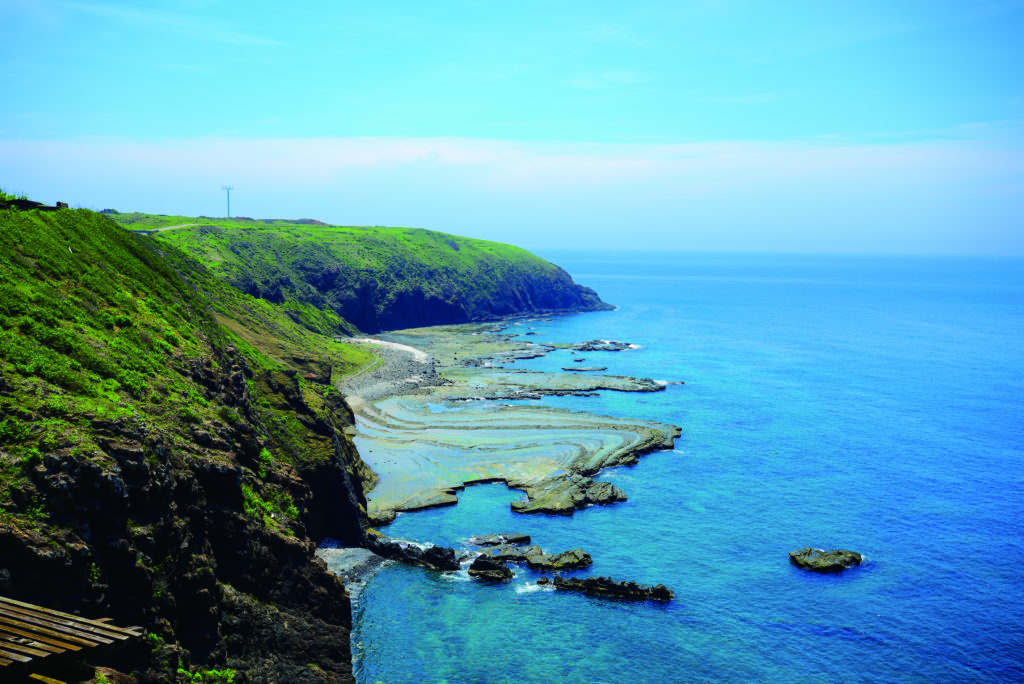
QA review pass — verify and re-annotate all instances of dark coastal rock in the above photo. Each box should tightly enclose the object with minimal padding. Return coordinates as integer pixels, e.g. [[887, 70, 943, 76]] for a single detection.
[[569, 340, 633, 352], [789, 547, 863, 573], [512, 474, 626, 515], [468, 555, 513, 582], [468, 532, 531, 547], [364, 535, 460, 572], [551, 576, 674, 602], [524, 548, 593, 571], [481, 545, 544, 562]]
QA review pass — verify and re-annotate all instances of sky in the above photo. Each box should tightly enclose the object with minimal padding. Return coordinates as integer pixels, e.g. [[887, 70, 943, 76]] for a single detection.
[[2, 0, 1022, 255]]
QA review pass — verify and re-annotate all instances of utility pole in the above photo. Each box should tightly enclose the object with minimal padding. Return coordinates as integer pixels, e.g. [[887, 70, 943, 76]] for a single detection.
[[221, 185, 234, 218]]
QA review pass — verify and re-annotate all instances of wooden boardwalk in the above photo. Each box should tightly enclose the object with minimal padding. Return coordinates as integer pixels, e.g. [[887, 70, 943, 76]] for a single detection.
[[0, 595, 143, 683]]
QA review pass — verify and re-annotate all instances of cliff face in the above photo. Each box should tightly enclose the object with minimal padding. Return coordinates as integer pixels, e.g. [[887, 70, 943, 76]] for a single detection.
[[0, 207, 371, 682], [144, 220, 613, 333]]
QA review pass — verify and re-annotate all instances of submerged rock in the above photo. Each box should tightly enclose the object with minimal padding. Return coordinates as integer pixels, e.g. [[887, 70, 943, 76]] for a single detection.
[[468, 532, 532, 547], [550, 576, 674, 602], [524, 548, 593, 571], [789, 547, 863, 573], [512, 474, 626, 515], [468, 555, 513, 582]]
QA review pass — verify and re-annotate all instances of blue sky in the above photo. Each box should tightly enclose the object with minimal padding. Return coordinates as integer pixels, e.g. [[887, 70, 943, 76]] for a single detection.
[[2, 0, 1022, 254]]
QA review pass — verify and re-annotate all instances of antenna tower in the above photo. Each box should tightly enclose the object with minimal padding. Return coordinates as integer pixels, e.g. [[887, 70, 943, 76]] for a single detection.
[[221, 185, 234, 218]]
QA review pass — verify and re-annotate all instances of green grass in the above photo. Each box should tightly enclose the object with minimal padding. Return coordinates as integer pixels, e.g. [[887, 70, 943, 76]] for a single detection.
[[0, 204, 376, 528], [105, 213, 605, 332]]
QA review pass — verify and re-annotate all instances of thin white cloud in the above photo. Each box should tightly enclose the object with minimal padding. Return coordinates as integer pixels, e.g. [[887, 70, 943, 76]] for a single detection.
[[0, 134, 1020, 255], [54, 1, 284, 47]]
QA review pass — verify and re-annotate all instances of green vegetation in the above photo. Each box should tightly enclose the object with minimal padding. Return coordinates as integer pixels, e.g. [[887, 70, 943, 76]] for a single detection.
[[176, 667, 237, 683], [0, 204, 374, 532], [107, 213, 608, 332]]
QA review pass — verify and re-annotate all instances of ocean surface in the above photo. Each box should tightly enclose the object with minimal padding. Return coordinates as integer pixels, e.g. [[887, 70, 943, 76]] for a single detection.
[[350, 252, 1024, 683]]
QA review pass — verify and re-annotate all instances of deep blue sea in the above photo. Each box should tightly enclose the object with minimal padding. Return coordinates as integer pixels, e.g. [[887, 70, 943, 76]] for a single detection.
[[352, 252, 1024, 683]]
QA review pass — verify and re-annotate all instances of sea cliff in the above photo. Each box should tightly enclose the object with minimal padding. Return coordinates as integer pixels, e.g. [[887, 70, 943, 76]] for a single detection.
[[112, 214, 613, 333], [0, 201, 626, 682]]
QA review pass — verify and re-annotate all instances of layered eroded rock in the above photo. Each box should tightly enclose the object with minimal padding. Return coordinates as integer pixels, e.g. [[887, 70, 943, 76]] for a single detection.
[[512, 474, 626, 515]]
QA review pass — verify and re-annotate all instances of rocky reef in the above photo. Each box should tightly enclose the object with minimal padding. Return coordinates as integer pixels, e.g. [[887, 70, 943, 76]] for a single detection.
[[364, 534, 460, 572], [539, 576, 674, 602], [512, 474, 627, 515], [468, 532, 532, 546], [789, 547, 864, 573], [467, 555, 514, 582]]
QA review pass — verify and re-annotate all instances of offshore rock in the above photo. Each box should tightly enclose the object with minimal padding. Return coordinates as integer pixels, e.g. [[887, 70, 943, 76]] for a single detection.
[[551, 576, 674, 602], [481, 545, 544, 562], [524, 548, 593, 571], [468, 532, 531, 547], [568, 340, 633, 352], [468, 555, 513, 582], [512, 474, 626, 515], [789, 547, 863, 573], [364, 535, 459, 572]]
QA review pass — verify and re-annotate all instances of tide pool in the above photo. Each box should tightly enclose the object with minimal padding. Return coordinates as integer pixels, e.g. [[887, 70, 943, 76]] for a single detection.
[[352, 253, 1024, 683]]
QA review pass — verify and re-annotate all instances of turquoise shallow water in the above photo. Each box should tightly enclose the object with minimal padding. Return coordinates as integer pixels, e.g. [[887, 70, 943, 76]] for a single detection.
[[352, 253, 1024, 683]]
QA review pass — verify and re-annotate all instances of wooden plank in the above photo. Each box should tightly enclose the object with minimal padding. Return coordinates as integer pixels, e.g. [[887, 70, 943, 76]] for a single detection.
[[0, 603, 129, 641], [0, 610, 114, 645], [30, 675, 68, 684], [0, 616, 99, 648], [0, 626, 81, 652], [0, 646, 32, 662], [0, 629, 66, 653], [0, 656, 13, 666], [0, 639, 51, 658], [0, 597, 141, 639]]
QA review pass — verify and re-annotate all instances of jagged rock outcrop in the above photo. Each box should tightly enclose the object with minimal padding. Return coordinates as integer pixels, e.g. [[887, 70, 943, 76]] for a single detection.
[[523, 548, 593, 571], [364, 534, 460, 572], [789, 547, 863, 573], [511, 474, 627, 515], [468, 532, 532, 546], [0, 345, 367, 683], [467, 555, 513, 582], [542, 576, 674, 602]]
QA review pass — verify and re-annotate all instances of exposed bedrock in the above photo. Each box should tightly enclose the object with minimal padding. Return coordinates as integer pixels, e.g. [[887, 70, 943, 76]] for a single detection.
[[364, 534, 460, 572], [468, 532, 532, 546], [542, 576, 675, 602], [477, 545, 592, 570], [524, 548, 592, 571], [512, 474, 626, 515], [467, 555, 514, 582], [789, 547, 863, 573]]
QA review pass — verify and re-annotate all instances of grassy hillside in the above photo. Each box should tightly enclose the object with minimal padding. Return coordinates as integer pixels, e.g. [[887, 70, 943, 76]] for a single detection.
[[0, 205, 375, 682], [112, 214, 611, 333]]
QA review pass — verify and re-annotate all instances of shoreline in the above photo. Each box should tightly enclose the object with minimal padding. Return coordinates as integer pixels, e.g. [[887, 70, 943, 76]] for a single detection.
[[337, 322, 681, 527]]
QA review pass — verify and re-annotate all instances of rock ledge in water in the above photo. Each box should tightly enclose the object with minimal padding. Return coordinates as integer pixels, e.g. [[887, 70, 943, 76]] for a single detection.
[[547, 575, 674, 601], [468, 532, 532, 546], [789, 547, 863, 573], [468, 555, 514, 582], [365, 534, 460, 571], [524, 548, 592, 571]]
